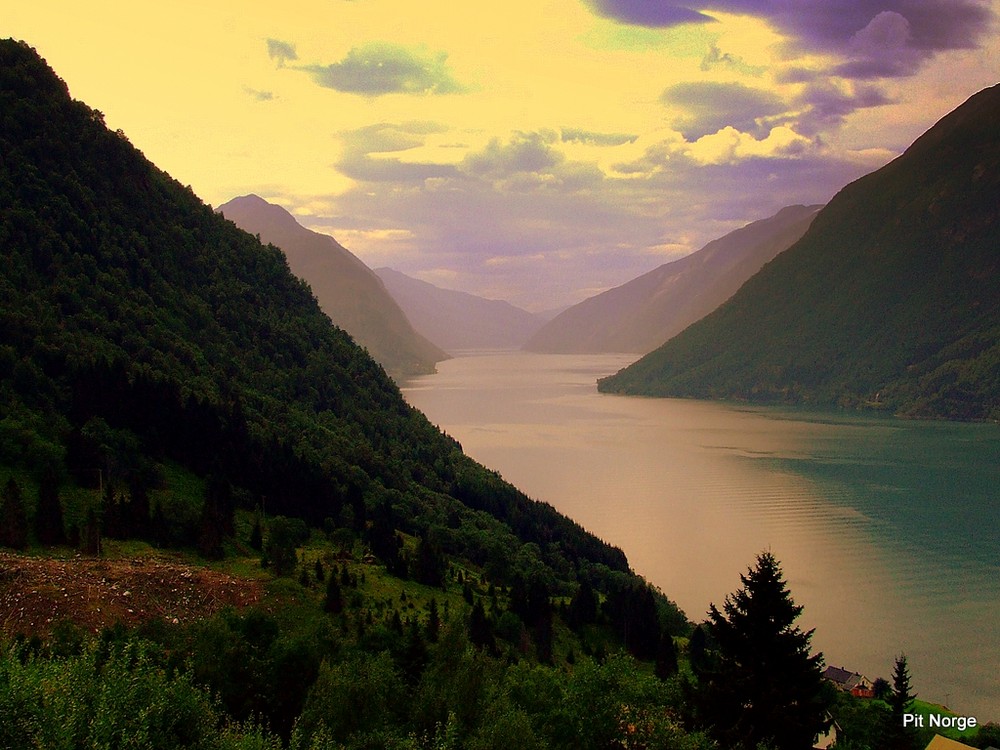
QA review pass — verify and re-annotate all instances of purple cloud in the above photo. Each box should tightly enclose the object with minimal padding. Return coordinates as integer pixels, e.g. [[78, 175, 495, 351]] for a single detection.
[[661, 81, 788, 139], [303, 42, 465, 96], [581, 0, 711, 26], [794, 82, 893, 135], [266, 38, 298, 67], [580, 0, 994, 78]]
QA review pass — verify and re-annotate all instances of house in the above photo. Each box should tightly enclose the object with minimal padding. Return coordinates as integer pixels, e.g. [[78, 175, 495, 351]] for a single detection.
[[822, 665, 875, 698], [925, 735, 975, 749]]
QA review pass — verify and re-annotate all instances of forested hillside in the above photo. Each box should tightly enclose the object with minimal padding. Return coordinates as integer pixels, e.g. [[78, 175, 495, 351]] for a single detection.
[[600, 85, 1000, 421], [0, 37, 641, 590], [217, 195, 447, 379]]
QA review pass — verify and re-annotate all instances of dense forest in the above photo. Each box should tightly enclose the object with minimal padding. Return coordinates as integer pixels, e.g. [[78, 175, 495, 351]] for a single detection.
[[599, 84, 1000, 422], [0, 37, 633, 583], [2, 38, 997, 749]]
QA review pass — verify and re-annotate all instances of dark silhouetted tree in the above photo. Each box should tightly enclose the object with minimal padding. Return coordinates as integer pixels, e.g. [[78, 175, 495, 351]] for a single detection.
[[885, 654, 918, 750], [696, 551, 830, 750], [567, 579, 598, 629], [655, 630, 679, 680], [0, 478, 28, 549], [263, 516, 304, 576], [249, 515, 262, 551], [412, 534, 446, 587], [35, 466, 66, 545], [468, 599, 495, 653], [323, 573, 343, 615], [79, 502, 102, 556], [426, 597, 440, 643]]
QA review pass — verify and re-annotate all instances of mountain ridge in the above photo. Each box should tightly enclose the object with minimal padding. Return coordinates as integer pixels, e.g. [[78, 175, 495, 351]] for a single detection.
[[375, 267, 545, 352], [524, 204, 821, 355], [217, 194, 448, 378], [599, 83, 1000, 421]]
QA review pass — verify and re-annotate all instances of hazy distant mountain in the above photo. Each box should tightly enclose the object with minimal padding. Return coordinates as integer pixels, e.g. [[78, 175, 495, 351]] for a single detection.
[[600, 84, 1000, 421], [524, 205, 820, 355], [375, 267, 545, 352], [217, 196, 447, 378]]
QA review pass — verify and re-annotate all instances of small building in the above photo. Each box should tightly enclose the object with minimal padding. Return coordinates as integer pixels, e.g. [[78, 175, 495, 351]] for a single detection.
[[925, 735, 974, 749], [822, 665, 874, 698]]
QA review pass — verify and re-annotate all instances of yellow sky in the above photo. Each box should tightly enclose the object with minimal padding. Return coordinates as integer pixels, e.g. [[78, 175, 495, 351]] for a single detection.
[[7, 0, 1000, 308]]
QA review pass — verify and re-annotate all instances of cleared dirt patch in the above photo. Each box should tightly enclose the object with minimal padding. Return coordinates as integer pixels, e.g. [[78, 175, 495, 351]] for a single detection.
[[0, 551, 262, 637]]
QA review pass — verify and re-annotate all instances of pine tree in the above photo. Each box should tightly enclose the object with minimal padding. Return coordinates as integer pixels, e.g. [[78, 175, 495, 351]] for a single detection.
[[655, 630, 679, 680], [249, 515, 263, 551], [885, 654, 918, 750], [426, 597, 440, 643], [35, 466, 66, 546], [567, 578, 598, 628], [323, 573, 343, 614], [0, 478, 28, 550], [468, 598, 495, 653], [697, 551, 830, 750]]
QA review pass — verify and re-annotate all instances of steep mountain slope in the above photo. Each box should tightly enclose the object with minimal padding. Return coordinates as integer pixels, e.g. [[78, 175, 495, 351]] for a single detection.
[[599, 84, 1000, 421], [375, 267, 545, 352], [525, 205, 820, 354], [0, 38, 631, 581], [217, 195, 447, 378]]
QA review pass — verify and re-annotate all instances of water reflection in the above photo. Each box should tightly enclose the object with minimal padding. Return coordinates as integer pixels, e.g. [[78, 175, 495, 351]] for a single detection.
[[403, 351, 1000, 721]]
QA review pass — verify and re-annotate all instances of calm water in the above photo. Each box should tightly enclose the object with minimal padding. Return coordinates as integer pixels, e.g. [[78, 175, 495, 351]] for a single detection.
[[403, 351, 1000, 721]]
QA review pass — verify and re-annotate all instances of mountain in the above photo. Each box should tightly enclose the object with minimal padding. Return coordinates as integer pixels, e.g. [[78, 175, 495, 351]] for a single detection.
[[216, 195, 447, 379], [0, 38, 634, 582], [599, 84, 1000, 421], [524, 205, 820, 354], [375, 267, 545, 352]]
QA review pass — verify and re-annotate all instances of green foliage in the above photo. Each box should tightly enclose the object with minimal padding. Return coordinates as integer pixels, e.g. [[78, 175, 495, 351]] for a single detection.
[[0, 639, 220, 749], [297, 651, 405, 746], [599, 85, 1000, 421], [264, 516, 308, 576]]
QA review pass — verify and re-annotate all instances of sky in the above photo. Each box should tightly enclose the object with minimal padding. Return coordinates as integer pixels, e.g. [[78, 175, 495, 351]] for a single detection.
[[7, 1, 1000, 310]]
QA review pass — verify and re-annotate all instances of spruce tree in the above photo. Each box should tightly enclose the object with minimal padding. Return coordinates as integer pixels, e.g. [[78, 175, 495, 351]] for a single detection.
[[886, 654, 917, 750], [697, 551, 830, 750]]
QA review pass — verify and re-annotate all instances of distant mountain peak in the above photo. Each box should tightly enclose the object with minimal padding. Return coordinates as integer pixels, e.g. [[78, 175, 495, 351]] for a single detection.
[[375, 268, 545, 352], [218, 196, 447, 377], [524, 204, 821, 355]]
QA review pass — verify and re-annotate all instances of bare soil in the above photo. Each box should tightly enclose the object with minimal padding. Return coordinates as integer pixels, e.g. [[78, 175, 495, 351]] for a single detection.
[[0, 551, 262, 638]]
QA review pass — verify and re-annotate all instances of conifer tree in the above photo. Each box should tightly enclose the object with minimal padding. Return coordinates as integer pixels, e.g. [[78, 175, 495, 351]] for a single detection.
[[655, 630, 679, 680], [323, 573, 343, 615], [426, 598, 440, 643], [468, 598, 495, 654], [35, 466, 66, 546], [567, 579, 598, 629], [249, 515, 263, 551], [696, 551, 830, 750], [886, 654, 918, 750], [0, 478, 28, 550]]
